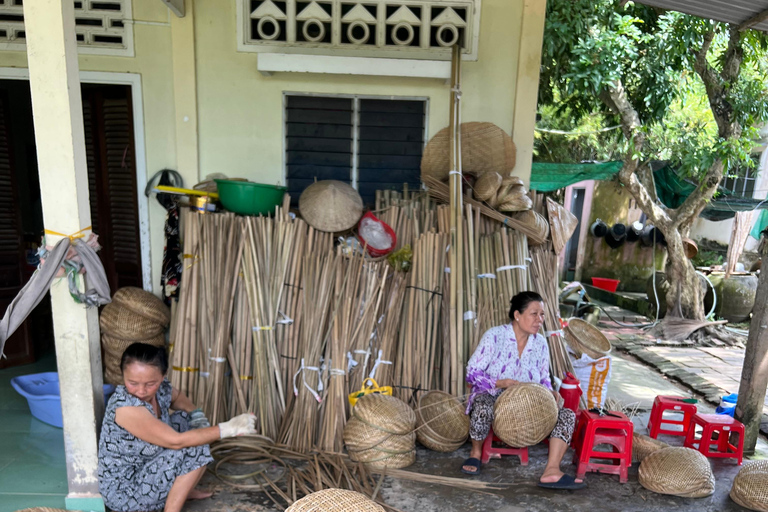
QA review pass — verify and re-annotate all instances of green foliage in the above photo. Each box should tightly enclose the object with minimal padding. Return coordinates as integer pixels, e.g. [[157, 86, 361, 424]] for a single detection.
[[691, 249, 724, 268], [537, 0, 768, 184]]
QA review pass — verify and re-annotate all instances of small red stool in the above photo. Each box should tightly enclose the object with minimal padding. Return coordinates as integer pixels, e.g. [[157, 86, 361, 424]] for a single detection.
[[572, 409, 633, 483], [481, 427, 528, 465], [648, 395, 698, 439], [684, 413, 744, 465]]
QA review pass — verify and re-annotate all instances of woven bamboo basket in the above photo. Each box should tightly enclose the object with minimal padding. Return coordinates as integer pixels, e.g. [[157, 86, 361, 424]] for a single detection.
[[511, 210, 550, 246], [547, 197, 580, 256], [502, 176, 525, 187], [638, 447, 715, 498], [632, 433, 668, 463], [498, 194, 533, 213], [492, 384, 558, 448], [421, 122, 516, 180], [474, 171, 502, 201], [285, 489, 385, 512], [344, 417, 415, 453], [102, 332, 166, 385], [348, 439, 415, 463], [415, 391, 469, 452], [565, 318, 612, 359], [731, 460, 768, 511], [352, 393, 416, 435], [113, 287, 171, 327], [100, 303, 165, 340], [361, 449, 416, 470]]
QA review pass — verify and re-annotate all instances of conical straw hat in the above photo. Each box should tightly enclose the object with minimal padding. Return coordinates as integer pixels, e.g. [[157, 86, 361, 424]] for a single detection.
[[299, 180, 363, 233]]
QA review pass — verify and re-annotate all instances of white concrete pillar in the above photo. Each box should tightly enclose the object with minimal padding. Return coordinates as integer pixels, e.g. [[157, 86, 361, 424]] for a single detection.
[[23, 1, 105, 510]]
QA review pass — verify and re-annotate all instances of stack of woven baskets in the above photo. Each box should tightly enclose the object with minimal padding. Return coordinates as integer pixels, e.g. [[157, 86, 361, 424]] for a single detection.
[[473, 173, 532, 212], [286, 489, 384, 512], [100, 287, 171, 385], [343, 394, 416, 469], [415, 390, 469, 452], [564, 318, 612, 359], [492, 383, 558, 448]]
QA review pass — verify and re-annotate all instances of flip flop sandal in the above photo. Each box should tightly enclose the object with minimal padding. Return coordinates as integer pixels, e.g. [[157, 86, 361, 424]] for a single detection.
[[460, 457, 482, 475], [538, 474, 587, 490]]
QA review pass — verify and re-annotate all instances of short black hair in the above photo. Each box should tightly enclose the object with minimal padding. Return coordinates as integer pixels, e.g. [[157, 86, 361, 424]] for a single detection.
[[120, 343, 169, 375], [508, 291, 544, 321]]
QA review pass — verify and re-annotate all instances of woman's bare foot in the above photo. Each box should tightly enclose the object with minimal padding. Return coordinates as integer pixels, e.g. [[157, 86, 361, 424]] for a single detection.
[[539, 467, 583, 484], [187, 488, 214, 500]]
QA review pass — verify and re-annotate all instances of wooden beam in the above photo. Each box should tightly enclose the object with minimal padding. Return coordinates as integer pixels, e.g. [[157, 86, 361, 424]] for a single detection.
[[735, 235, 768, 454], [162, 0, 185, 18], [738, 7, 768, 31]]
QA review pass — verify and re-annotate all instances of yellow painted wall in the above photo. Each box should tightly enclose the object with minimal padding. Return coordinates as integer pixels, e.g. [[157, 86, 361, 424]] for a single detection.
[[0, 0, 540, 296]]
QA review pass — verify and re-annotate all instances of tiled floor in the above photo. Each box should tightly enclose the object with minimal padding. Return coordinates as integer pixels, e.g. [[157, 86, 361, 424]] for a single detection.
[[0, 352, 68, 512]]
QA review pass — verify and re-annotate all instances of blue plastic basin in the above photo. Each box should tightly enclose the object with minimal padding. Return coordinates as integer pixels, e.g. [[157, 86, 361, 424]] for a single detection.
[[10, 372, 115, 428]]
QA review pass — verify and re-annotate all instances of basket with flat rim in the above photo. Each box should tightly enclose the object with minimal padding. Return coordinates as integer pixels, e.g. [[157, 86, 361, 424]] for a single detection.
[[564, 318, 612, 360], [492, 383, 558, 448], [415, 390, 469, 452], [285, 488, 385, 512]]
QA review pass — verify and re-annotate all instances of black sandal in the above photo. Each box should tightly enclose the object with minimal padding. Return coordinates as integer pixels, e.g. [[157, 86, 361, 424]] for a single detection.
[[461, 457, 482, 475]]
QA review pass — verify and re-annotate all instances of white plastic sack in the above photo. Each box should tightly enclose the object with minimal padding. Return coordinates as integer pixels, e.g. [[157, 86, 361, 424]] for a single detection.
[[568, 349, 612, 408]]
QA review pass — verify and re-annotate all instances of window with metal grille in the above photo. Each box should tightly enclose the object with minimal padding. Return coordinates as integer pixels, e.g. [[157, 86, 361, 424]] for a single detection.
[[724, 154, 761, 198], [284, 94, 426, 205]]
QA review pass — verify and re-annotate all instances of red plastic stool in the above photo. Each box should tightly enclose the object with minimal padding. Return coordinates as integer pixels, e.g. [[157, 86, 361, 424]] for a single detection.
[[572, 409, 633, 483], [647, 395, 698, 439], [481, 427, 528, 465], [684, 413, 744, 465]]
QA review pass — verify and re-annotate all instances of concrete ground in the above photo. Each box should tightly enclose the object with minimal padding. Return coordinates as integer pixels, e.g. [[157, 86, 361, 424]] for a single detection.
[[186, 350, 768, 512]]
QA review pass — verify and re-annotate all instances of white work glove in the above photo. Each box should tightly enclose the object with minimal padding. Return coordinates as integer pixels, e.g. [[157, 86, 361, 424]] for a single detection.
[[218, 413, 257, 439], [189, 408, 211, 429]]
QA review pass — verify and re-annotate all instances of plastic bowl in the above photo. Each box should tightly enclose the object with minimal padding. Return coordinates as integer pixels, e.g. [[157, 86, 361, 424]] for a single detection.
[[11, 372, 115, 428], [215, 180, 287, 216]]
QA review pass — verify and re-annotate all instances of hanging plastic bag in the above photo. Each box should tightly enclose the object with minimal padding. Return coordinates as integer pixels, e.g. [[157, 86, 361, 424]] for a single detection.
[[357, 212, 396, 257]]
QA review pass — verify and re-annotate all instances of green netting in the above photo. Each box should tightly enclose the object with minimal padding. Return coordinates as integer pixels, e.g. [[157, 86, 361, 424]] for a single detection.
[[530, 161, 623, 192]]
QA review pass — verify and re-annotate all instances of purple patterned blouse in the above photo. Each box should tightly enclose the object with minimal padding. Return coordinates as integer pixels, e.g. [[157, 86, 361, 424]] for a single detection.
[[465, 324, 551, 413]]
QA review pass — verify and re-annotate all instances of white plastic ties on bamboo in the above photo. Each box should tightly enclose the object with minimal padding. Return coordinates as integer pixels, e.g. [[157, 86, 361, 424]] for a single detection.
[[445, 267, 451, 273], [292, 358, 322, 403], [463, 311, 476, 321], [347, 351, 359, 372], [209, 356, 226, 363], [477, 273, 496, 279], [496, 265, 528, 272], [448, 170, 462, 176], [200, 371, 210, 378], [368, 349, 392, 380], [276, 311, 294, 325]]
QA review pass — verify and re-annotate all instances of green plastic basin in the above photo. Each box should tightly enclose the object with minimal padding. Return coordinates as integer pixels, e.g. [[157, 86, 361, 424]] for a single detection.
[[215, 180, 287, 216]]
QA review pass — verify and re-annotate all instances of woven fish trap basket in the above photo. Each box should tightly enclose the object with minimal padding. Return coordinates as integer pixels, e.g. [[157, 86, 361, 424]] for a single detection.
[[474, 171, 503, 201], [632, 433, 668, 463], [359, 449, 416, 470], [638, 447, 715, 498], [352, 393, 416, 435], [285, 489, 385, 512], [565, 318, 612, 360], [511, 210, 550, 246], [731, 460, 768, 511], [344, 417, 415, 453], [113, 287, 171, 327], [102, 332, 166, 385], [415, 391, 469, 452], [100, 303, 165, 340], [421, 122, 516, 180], [492, 384, 558, 448]]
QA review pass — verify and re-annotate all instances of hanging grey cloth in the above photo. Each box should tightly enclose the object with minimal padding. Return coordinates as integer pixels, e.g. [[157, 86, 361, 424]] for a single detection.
[[0, 237, 111, 359]]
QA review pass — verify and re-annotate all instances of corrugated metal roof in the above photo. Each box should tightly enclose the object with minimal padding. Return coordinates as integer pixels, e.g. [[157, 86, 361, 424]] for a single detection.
[[633, 0, 768, 31]]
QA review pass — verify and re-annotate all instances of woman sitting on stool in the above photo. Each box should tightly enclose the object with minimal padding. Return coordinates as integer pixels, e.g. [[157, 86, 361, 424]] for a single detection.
[[460, 291, 585, 490]]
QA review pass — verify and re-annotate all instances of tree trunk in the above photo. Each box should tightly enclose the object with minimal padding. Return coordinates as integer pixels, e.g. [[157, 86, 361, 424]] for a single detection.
[[664, 228, 705, 320]]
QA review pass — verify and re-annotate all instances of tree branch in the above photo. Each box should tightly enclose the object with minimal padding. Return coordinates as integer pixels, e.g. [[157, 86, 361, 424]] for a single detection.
[[671, 160, 724, 229]]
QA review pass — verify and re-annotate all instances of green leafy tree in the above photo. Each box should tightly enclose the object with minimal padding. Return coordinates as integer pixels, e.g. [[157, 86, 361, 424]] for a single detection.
[[540, 0, 768, 323]]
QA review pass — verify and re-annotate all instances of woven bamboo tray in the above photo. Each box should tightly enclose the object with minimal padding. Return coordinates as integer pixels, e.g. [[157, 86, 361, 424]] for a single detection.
[[415, 390, 469, 452], [565, 318, 611, 359], [638, 447, 715, 498], [285, 488, 385, 512], [731, 460, 768, 512], [492, 384, 558, 448]]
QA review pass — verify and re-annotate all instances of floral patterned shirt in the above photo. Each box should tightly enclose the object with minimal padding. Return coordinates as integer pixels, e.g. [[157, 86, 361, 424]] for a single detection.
[[465, 324, 551, 412]]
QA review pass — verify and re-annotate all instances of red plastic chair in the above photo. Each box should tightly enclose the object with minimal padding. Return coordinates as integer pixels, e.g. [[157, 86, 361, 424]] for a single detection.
[[647, 395, 698, 439], [572, 409, 633, 483], [684, 413, 744, 465], [481, 427, 529, 465]]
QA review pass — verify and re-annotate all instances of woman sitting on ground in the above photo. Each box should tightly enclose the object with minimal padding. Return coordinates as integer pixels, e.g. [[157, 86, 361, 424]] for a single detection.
[[98, 342, 256, 512], [460, 291, 585, 490]]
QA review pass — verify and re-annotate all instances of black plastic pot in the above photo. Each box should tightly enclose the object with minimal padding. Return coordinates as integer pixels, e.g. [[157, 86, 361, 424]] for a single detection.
[[590, 219, 608, 238]]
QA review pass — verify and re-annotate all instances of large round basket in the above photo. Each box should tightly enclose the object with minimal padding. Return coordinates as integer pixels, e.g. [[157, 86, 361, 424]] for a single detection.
[[285, 489, 385, 512], [731, 460, 768, 511], [565, 318, 611, 360], [638, 447, 715, 498], [360, 449, 416, 470], [492, 384, 558, 448], [511, 210, 550, 246], [352, 393, 416, 435], [632, 432, 668, 463], [344, 417, 415, 454], [102, 332, 166, 385], [415, 391, 469, 452], [421, 122, 516, 180], [299, 180, 363, 233], [100, 303, 165, 340], [113, 287, 171, 327]]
